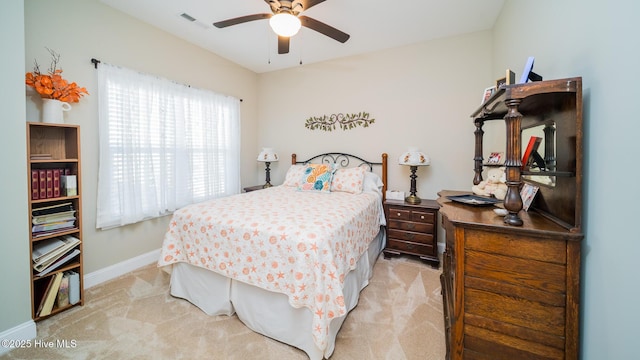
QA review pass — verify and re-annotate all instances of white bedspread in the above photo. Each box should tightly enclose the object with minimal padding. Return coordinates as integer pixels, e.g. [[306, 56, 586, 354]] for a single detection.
[[158, 185, 382, 351]]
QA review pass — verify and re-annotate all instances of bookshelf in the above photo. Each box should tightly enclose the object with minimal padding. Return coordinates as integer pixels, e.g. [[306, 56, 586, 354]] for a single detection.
[[27, 122, 84, 320]]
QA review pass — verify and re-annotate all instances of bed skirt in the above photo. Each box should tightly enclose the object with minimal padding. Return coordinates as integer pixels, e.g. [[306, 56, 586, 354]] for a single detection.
[[166, 228, 386, 360]]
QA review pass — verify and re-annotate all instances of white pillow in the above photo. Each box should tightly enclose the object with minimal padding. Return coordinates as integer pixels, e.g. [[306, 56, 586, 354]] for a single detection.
[[363, 171, 384, 195]]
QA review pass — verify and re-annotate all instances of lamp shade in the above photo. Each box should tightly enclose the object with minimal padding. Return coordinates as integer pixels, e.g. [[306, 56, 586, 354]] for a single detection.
[[398, 148, 430, 166], [257, 147, 279, 162], [269, 13, 301, 37]]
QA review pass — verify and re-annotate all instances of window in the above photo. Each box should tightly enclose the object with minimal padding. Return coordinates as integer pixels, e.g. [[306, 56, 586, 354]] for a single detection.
[[96, 63, 240, 229]]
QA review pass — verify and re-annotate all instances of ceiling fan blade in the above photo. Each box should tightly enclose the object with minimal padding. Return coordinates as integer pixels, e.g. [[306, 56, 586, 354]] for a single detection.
[[278, 36, 290, 54], [298, 0, 327, 11], [213, 13, 271, 28], [299, 16, 350, 43]]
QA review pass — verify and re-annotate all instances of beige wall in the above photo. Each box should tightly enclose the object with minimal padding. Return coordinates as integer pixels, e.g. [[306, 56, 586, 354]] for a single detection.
[[23, 0, 259, 273], [256, 31, 495, 202]]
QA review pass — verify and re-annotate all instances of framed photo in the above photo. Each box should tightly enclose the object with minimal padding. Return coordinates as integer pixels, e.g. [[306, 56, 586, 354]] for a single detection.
[[497, 69, 516, 88], [481, 86, 496, 104], [521, 136, 542, 170], [519, 56, 536, 84], [520, 183, 539, 211], [487, 152, 503, 164]]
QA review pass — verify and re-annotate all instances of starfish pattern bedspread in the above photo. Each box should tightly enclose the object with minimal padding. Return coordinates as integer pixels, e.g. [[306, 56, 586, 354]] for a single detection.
[[158, 185, 382, 351]]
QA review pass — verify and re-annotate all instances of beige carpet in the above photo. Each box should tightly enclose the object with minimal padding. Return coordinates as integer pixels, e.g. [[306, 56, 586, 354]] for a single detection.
[[3, 256, 445, 360]]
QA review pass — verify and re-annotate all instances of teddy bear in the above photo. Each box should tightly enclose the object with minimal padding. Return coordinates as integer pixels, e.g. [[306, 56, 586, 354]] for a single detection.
[[472, 167, 508, 200]]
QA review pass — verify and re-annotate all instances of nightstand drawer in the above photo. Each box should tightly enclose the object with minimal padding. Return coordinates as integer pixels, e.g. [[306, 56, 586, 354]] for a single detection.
[[387, 207, 435, 224], [388, 229, 434, 244], [387, 239, 435, 256], [411, 210, 435, 224], [387, 220, 433, 234]]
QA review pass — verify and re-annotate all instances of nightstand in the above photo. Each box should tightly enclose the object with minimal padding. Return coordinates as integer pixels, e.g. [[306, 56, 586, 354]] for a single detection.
[[383, 199, 440, 268], [243, 185, 267, 192]]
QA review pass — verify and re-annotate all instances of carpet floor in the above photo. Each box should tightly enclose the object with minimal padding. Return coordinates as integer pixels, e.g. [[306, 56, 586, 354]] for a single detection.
[[3, 256, 445, 360]]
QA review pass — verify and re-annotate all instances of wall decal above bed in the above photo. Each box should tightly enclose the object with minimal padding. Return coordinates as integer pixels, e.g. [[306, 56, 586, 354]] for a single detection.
[[304, 112, 374, 131]]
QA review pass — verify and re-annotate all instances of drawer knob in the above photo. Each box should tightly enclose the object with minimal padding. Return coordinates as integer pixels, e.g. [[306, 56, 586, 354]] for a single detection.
[[397, 212, 401, 217], [420, 215, 425, 219]]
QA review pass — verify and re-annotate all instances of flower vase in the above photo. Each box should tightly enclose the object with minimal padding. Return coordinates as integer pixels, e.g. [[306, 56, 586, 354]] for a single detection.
[[42, 99, 72, 124]]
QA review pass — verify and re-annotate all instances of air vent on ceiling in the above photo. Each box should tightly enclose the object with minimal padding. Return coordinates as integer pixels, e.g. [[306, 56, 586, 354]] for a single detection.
[[180, 13, 196, 22]]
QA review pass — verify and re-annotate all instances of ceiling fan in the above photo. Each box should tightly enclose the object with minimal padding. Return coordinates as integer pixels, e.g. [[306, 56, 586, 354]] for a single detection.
[[213, 0, 350, 55]]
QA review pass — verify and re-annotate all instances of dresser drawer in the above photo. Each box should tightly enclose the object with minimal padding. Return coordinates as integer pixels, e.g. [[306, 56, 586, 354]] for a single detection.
[[387, 207, 435, 224], [387, 219, 434, 233], [387, 239, 435, 256], [388, 229, 434, 244]]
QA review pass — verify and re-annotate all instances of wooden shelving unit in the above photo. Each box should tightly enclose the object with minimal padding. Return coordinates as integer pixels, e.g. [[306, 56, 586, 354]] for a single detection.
[[27, 122, 84, 320], [439, 78, 584, 360]]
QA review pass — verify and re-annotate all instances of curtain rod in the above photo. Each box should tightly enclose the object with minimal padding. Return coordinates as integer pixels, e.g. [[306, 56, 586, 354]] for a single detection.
[[89, 57, 243, 102]]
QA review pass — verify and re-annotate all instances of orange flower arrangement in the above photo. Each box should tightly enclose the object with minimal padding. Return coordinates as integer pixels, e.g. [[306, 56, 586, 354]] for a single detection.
[[25, 48, 88, 103]]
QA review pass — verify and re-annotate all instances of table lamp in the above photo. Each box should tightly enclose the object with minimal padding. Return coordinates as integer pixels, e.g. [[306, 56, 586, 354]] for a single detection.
[[257, 147, 279, 188], [398, 148, 430, 204]]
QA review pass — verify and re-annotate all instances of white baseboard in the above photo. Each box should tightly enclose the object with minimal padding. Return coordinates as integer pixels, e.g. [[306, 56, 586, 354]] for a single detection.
[[84, 248, 161, 289], [0, 249, 160, 356], [0, 320, 37, 356]]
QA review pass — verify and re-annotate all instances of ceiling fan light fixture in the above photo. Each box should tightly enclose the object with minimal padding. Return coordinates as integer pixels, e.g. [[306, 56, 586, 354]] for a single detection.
[[269, 13, 301, 37]]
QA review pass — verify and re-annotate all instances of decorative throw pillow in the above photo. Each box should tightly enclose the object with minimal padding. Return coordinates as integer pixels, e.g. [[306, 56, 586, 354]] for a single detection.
[[298, 164, 334, 192], [283, 165, 306, 187], [330, 166, 366, 194]]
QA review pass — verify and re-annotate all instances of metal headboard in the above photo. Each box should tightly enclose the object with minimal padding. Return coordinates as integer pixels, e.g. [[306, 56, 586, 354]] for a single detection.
[[291, 152, 388, 201]]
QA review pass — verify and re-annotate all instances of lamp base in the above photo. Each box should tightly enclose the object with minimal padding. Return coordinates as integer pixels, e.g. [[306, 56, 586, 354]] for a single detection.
[[405, 195, 422, 204], [263, 183, 273, 189]]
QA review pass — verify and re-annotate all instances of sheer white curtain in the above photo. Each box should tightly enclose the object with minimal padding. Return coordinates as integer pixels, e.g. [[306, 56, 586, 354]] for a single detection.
[[96, 63, 241, 229]]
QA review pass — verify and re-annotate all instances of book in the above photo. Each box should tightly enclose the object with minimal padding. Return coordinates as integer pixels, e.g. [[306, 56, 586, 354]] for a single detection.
[[36, 276, 55, 317], [30, 153, 52, 160], [521, 136, 542, 170], [32, 220, 76, 233], [39, 170, 46, 199], [33, 235, 80, 269], [39, 272, 64, 317], [36, 249, 81, 277], [53, 169, 61, 198], [32, 210, 76, 225], [61, 175, 77, 196], [56, 274, 70, 308], [32, 202, 74, 216], [32, 237, 66, 263], [34, 236, 81, 273], [46, 169, 53, 198], [31, 170, 39, 200], [68, 271, 80, 305]]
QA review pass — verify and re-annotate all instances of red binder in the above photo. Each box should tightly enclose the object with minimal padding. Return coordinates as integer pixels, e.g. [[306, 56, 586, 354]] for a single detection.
[[53, 169, 61, 198], [46, 170, 53, 198], [31, 170, 39, 200], [39, 170, 46, 199]]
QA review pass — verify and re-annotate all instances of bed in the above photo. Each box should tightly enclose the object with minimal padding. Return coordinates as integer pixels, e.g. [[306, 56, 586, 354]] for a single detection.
[[158, 152, 388, 359]]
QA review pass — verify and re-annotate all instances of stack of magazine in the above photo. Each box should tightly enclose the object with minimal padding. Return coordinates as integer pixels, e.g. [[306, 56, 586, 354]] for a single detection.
[[32, 202, 76, 238], [32, 235, 81, 277]]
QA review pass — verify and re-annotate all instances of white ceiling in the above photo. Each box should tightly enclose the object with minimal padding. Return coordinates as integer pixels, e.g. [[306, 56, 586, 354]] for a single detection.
[[100, 0, 505, 74]]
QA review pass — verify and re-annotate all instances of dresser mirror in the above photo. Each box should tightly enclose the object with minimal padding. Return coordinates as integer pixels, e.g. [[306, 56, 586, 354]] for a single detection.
[[522, 121, 556, 187]]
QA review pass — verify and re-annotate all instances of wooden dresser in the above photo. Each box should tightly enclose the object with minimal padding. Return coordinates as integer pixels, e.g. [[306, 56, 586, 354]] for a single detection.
[[383, 199, 439, 268], [440, 78, 584, 359], [439, 191, 583, 359]]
